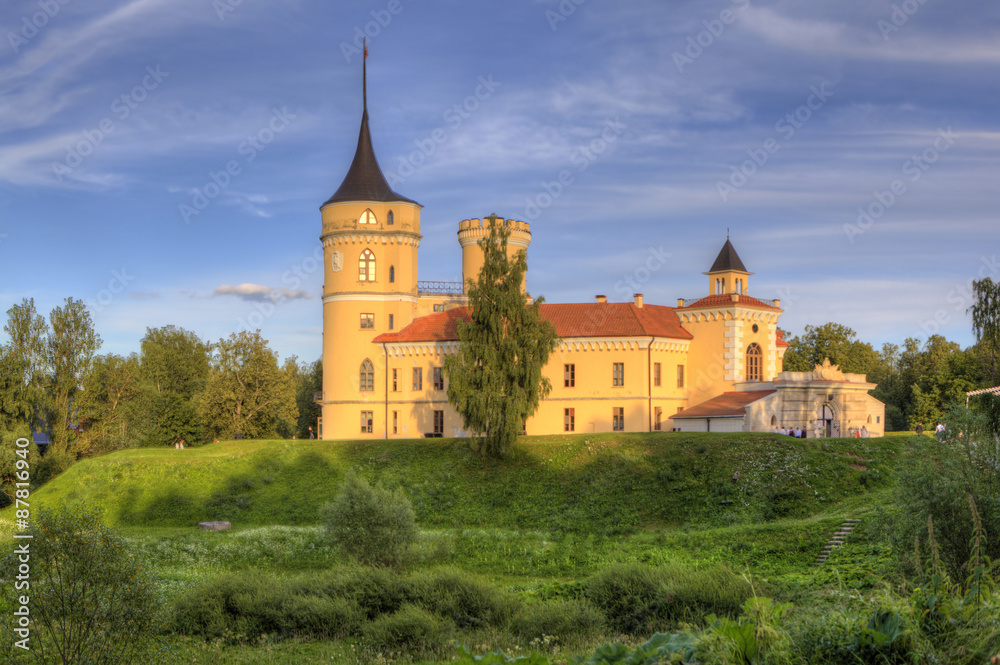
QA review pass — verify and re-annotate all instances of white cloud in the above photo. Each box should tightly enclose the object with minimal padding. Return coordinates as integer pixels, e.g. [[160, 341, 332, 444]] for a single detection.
[[213, 283, 312, 303]]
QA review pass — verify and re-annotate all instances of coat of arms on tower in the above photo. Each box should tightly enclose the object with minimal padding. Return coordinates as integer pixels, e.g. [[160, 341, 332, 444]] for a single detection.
[[331, 251, 343, 272]]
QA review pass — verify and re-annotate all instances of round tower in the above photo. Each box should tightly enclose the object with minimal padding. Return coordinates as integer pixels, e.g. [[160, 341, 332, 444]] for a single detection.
[[457, 216, 531, 293], [318, 54, 422, 440]]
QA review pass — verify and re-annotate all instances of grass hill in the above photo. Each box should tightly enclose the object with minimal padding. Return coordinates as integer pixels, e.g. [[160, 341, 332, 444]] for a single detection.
[[7, 431, 922, 533]]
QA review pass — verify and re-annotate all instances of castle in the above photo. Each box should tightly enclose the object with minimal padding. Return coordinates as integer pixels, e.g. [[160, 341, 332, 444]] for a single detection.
[[315, 60, 885, 440]]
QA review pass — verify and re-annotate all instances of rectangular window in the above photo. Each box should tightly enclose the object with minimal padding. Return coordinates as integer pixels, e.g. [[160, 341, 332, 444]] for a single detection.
[[389, 314, 394, 330], [613, 362, 624, 387], [677, 365, 685, 388], [392, 410, 398, 434], [433, 304, 445, 312], [676, 406, 684, 414], [433, 410, 444, 434], [654, 406, 662, 431], [613, 407, 624, 431], [392, 368, 398, 391], [361, 411, 373, 433], [564, 408, 575, 432], [413, 367, 423, 390], [317, 417, 322, 438], [360, 313, 375, 329], [564, 363, 575, 387], [433, 367, 444, 390], [653, 362, 661, 387]]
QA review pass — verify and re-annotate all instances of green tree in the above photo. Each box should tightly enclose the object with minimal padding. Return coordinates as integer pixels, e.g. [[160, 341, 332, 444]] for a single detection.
[[139, 326, 211, 446], [0, 510, 166, 663], [3, 298, 49, 432], [296, 358, 322, 439], [444, 215, 558, 458], [969, 277, 1000, 384], [76, 353, 144, 454], [199, 330, 297, 439], [781, 322, 880, 375], [47, 298, 102, 453]]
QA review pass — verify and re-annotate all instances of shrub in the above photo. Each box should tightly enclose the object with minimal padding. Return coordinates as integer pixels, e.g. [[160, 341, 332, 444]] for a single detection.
[[410, 567, 520, 629], [320, 469, 417, 567], [512, 600, 605, 641], [315, 566, 412, 620], [0, 509, 166, 664], [585, 563, 668, 634], [363, 604, 453, 654], [660, 562, 752, 624]]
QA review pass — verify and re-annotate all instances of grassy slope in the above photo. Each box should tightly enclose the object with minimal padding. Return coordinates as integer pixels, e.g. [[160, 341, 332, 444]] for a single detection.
[[4, 432, 924, 533]]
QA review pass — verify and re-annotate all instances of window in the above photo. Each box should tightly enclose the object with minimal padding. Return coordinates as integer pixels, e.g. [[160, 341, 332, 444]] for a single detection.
[[736, 279, 743, 294], [361, 410, 373, 433], [392, 411, 398, 434], [317, 417, 322, 438], [654, 407, 662, 431], [613, 407, 624, 431], [359, 359, 374, 392], [389, 266, 395, 283], [677, 365, 685, 388], [613, 362, 624, 386], [433, 304, 445, 312], [653, 362, 661, 387], [746, 343, 762, 381], [433, 410, 444, 434], [564, 363, 575, 387], [360, 313, 374, 329], [433, 367, 444, 390], [412, 367, 423, 390], [389, 314, 394, 330], [387, 210, 394, 225], [676, 406, 684, 414], [392, 368, 398, 391], [564, 408, 575, 432], [359, 209, 376, 224], [716, 278, 723, 295], [359, 249, 376, 281]]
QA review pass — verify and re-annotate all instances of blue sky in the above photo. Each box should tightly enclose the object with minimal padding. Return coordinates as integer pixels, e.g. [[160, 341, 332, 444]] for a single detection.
[[1, 0, 998, 364]]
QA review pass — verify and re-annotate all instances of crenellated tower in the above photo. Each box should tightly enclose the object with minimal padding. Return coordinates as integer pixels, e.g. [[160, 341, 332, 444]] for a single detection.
[[457, 217, 531, 293], [318, 52, 422, 440]]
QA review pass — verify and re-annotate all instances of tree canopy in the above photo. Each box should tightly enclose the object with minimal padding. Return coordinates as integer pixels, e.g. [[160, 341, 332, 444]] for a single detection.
[[444, 215, 558, 457]]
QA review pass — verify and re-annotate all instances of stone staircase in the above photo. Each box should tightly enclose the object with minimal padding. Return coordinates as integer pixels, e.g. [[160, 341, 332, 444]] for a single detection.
[[814, 518, 860, 565]]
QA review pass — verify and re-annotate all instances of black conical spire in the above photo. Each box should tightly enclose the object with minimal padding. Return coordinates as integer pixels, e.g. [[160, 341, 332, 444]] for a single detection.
[[708, 238, 748, 273], [323, 41, 418, 207]]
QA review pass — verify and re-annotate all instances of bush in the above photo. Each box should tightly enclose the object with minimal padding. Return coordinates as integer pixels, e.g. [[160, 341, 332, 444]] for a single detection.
[[363, 604, 453, 654], [314, 566, 412, 620], [320, 469, 417, 568], [661, 562, 752, 624], [410, 567, 520, 629], [0, 509, 165, 664], [512, 600, 605, 641], [585, 563, 668, 634]]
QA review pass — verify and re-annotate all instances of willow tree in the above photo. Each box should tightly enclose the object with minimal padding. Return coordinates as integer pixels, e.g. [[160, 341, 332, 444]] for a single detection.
[[969, 277, 1000, 384], [444, 215, 558, 458]]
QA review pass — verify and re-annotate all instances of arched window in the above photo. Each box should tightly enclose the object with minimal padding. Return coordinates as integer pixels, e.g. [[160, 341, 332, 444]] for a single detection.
[[359, 359, 374, 392], [359, 209, 377, 225], [746, 343, 762, 381], [716, 278, 723, 295], [389, 265, 395, 283], [359, 249, 376, 281], [387, 210, 394, 225]]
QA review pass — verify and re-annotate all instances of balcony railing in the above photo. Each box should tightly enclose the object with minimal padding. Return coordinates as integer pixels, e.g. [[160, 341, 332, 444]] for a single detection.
[[418, 281, 464, 295], [313, 391, 323, 404], [678, 296, 779, 308]]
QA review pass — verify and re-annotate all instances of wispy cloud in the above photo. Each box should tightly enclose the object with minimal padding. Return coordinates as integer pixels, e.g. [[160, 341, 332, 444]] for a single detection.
[[213, 283, 312, 303]]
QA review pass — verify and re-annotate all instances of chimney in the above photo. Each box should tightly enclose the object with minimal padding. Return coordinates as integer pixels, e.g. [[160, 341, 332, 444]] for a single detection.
[[595, 295, 607, 303], [633, 293, 644, 308], [677, 298, 685, 307]]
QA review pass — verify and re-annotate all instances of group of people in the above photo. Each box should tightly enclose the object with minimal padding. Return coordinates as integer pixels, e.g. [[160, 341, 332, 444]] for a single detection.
[[774, 426, 808, 438], [914, 422, 946, 438]]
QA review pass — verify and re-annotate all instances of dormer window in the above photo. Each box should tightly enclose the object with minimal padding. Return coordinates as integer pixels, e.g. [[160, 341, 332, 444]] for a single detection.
[[359, 209, 377, 225]]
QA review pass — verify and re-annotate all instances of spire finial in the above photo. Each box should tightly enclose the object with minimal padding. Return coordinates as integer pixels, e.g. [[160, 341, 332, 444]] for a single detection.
[[362, 38, 368, 113], [727, 228, 730, 240]]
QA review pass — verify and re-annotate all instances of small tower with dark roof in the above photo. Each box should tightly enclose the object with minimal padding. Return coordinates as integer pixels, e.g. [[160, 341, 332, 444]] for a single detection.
[[318, 49, 423, 440], [704, 237, 753, 296]]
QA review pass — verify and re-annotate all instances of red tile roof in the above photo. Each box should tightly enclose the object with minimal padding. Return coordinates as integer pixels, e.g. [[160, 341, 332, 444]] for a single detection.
[[674, 390, 777, 418], [678, 294, 779, 310], [775, 329, 789, 347], [373, 302, 693, 344]]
